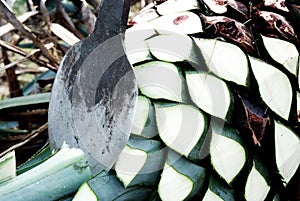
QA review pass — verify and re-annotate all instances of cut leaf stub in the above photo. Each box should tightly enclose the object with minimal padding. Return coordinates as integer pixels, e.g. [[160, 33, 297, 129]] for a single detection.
[[249, 56, 293, 120], [203, 175, 235, 201], [135, 61, 186, 102], [131, 95, 157, 138], [274, 121, 300, 185], [158, 150, 206, 201], [150, 11, 203, 35], [261, 35, 299, 75], [186, 71, 232, 120], [147, 34, 203, 66], [245, 160, 270, 201], [115, 137, 165, 188], [193, 38, 249, 87], [74, 171, 153, 201], [210, 122, 247, 184], [155, 103, 208, 161]]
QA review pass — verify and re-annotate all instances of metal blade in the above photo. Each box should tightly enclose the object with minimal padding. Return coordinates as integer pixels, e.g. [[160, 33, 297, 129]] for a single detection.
[[48, 0, 137, 173]]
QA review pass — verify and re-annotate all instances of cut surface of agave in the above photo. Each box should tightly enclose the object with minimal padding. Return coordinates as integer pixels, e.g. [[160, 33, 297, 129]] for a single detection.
[[193, 38, 249, 86], [158, 150, 206, 201], [150, 11, 203, 35], [115, 146, 147, 187], [155, 103, 207, 159], [115, 137, 165, 187], [202, 189, 224, 201], [210, 122, 247, 184], [274, 121, 300, 185], [125, 23, 154, 64], [245, 161, 270, 201], [131, 95, 157, 138], [186, 71, 232, 120], [73, 183, 97, 201], [249, 56, 293, 120], [147, 34, 203, 66], [135, 61, 186, 102], [261, 35, 299, 76]]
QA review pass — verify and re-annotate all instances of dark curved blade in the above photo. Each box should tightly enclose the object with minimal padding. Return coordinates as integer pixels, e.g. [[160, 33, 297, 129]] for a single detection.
[[48, 0, 137, 173]]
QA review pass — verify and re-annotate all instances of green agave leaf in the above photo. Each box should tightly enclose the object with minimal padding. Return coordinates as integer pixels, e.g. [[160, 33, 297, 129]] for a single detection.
[[146, 34, 204, 66], [193, 38, 249, 86], [274, 121, 300, 185], [156, 0, 199, 15], [203, 175, 235, 201], [0, 93, 50, 112], [22, 70, 56, 96], [261, 35, 299, 75], [150, 11, 203, 35], [0, 128, 28, 138], [0, 146, 91, 201], [73, 171, 153, 201], [16, 144, 52, 175], [0, 151, 16, 184], [135, 61, 186, 102], [249, 57, 292, 120], [186, 71, 232, 120]]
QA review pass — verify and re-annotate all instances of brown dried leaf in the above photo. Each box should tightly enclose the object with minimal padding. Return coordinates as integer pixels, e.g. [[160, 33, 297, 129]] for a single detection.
[[254, 11, 298, 42], [0, 2, 59, 66], [228, 0, 249, 19], [235, 95, 270, 146], [0, 11, 38, 37], [243, 103, 269, 146], [203, 15, 255, 53], [263, 0, 289, 12]]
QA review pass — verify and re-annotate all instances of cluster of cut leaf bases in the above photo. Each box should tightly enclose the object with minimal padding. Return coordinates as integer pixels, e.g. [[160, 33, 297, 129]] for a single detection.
[[86, 0, 299, 200], [0, 0, 299, 200]]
